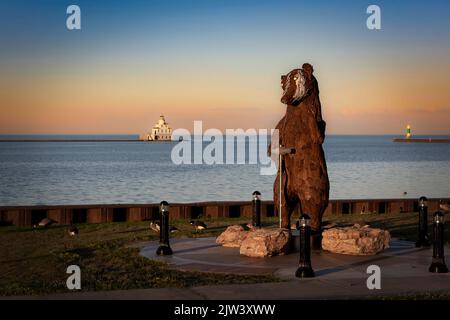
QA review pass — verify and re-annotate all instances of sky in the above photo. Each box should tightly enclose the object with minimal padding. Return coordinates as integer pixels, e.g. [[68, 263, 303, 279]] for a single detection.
[[0, 0, 449, 135]]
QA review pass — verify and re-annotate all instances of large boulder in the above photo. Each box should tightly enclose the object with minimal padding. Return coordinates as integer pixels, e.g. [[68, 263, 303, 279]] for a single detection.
[[216, 225, 249, 248], [239, 228, 290, 258], [322, 224, 391, 255]]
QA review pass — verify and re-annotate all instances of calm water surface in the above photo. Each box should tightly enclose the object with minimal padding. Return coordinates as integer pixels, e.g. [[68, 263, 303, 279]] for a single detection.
[[0, 135, 449, 206]]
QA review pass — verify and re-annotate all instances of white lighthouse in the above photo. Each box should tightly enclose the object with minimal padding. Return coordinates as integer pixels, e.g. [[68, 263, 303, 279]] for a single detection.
[[147, 115, 173, 141]]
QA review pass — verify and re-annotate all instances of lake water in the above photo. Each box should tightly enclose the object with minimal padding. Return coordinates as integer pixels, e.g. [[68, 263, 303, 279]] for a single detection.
[[0, 135, 449, 206]]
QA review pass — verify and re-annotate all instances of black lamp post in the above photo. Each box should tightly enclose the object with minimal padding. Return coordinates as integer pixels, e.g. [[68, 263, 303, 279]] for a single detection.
[[295, 214, 315, 278], [416, 196, 430, 247], [252, 191, 261, 228], [429, 211, 448, 273], [156, 201, 173, 256]]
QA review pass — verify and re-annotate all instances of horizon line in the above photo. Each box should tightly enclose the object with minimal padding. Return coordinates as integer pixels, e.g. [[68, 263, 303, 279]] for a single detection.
[[1, 133, 450, 136]]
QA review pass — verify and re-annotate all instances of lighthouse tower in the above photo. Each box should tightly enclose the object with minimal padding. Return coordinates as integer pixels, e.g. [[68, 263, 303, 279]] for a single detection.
[[405, 125, 412, 139]]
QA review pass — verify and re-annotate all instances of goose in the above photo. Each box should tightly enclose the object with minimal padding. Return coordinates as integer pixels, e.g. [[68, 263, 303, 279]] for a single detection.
[[190, 220, 207, 231], [38, 218, 56, 228], [169, 225, 179, 233], [68, 221, 79, 236], [150, 221, 161, 232]]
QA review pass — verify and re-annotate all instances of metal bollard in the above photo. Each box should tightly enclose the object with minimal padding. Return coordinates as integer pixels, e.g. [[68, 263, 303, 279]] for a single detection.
[[252, 191, 261, 228], [156, 201, 173, 256], [428, 211, 448, 273], [416, 196, 430, 247], [295, 214, 315, 278]]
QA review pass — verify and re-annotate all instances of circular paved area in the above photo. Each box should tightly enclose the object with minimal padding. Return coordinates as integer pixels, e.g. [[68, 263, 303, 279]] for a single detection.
[[9, 237, 448, 299], [140, 237, 446, 280]]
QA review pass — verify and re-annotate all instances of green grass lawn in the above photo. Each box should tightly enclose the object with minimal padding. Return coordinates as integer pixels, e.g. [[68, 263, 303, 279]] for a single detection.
[[0, 212, 448, 296], [0, 217, 280, 296]]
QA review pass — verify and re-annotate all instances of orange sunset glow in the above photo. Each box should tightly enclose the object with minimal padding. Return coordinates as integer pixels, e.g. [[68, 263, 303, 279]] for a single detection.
[[1, 1, 449, 135]]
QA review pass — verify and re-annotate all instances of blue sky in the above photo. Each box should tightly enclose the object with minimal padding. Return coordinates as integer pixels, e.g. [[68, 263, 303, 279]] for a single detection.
[[1, 0, 449, 134]]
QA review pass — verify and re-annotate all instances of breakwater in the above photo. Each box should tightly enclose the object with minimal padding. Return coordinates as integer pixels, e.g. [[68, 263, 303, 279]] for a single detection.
[[1, 198, 448, 227], [393, 138, 450, 143]]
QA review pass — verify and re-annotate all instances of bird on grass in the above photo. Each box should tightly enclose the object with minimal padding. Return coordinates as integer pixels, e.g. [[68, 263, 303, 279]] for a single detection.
[[169, 225, 179, 233], [68, 221, 79, 237], [150, 220, 161, 232], [190, 220, 207, 232], [37, 218, 57, 228]]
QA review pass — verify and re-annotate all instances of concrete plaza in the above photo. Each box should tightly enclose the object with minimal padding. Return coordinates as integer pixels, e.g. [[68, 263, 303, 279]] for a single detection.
[[11, 237, 449, 300]]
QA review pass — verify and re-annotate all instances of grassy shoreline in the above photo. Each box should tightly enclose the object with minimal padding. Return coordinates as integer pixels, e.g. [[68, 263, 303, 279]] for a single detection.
[[0, 218, 280, 296], [0, 213, 448, 297]]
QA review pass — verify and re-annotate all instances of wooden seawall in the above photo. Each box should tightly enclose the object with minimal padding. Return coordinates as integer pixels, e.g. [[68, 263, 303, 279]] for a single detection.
[[1, 198, 448, 227]]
